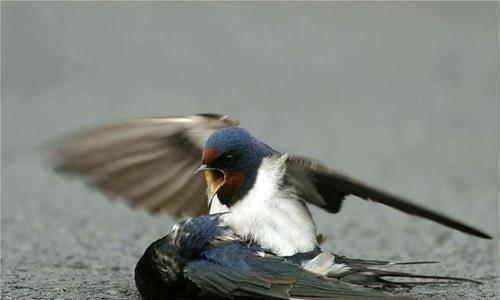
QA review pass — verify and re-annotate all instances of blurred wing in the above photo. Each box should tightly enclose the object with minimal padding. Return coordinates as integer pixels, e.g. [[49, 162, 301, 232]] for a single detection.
[[285, 155, 491, 239], [50, 113, 238, 217]]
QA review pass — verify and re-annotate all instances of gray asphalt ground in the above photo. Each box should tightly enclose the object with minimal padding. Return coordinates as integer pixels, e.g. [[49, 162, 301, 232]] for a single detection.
[[2, 2, 499, 299]]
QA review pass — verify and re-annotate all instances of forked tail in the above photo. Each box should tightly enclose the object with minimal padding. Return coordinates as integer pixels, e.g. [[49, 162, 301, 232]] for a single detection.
[[331, 255, 481, 286]]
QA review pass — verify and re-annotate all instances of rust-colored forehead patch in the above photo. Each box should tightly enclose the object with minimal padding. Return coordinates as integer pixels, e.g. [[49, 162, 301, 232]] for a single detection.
[[201, 148, 221, 166]]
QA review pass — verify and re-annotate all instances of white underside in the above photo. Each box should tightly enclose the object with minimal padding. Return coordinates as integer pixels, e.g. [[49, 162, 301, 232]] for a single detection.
[[209, 154, 318, 256]]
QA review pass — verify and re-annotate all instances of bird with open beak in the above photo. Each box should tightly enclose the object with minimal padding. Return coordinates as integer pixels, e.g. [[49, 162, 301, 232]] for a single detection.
[[52, 113, 491, 258]]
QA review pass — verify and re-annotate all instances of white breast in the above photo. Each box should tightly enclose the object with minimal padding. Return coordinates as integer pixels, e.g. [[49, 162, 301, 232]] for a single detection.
[[209, 154, 318, 256]]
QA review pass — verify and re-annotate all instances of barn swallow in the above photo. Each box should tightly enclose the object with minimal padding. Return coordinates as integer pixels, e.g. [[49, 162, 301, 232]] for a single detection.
[[52, 113, 491, 256], [134, 214, 479, 300]]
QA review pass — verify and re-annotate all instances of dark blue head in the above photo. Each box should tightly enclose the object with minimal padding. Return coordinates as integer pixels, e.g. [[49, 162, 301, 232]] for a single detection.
[[198, 127, 274, 206]]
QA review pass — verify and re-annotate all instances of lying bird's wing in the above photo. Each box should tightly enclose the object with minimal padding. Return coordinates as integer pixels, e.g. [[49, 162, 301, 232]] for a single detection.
[[285, 155, 491, 239], [50, 114, 238, 217], [185, 243, 387, 299]]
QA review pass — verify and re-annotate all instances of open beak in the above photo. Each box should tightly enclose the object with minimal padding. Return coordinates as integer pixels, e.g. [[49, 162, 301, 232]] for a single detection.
[[194, 164, 226, 211]]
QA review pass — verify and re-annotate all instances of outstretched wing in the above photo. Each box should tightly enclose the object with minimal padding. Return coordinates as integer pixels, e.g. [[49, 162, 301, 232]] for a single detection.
[[50, 113, 238, 217], [285, 155, 491, 239]]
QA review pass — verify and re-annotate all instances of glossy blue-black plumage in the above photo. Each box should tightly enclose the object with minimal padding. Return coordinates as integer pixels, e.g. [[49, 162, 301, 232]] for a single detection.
[[205, 127, 274, 159], [171, 214, 222, 257], [136, 214, 479, 299], [135, 215, 385, 299], [135, 215, 229, 300]]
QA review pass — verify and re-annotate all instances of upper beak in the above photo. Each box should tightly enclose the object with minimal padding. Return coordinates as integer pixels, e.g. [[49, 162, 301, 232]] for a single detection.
[[194, 164, 208, 174], [194, 164, 224, 175]]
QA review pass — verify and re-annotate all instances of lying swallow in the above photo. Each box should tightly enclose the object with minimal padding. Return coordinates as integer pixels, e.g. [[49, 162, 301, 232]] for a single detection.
[[51, 113, 491, 256], [135, 214, 479, 300]]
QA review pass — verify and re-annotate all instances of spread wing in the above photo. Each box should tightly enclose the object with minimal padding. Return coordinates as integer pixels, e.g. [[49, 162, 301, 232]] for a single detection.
[[50, 113, 238, 217], [285, 155, 491, 239]]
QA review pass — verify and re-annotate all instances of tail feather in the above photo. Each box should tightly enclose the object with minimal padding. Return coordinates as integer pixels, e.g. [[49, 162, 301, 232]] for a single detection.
[[360, 268, 482, 284], [330, 255, 481, 287], [338, 271, 480, 287], [389, 261, 440, 265], [333, 254, 439, 268], [336, 266, 482, 287]]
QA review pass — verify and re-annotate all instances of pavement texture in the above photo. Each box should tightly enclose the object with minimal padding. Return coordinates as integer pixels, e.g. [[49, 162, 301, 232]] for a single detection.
[[2, 2, 499, 299]]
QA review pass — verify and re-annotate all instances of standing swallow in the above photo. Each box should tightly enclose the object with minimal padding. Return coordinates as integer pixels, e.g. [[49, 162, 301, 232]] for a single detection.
[[52, 113, 491, 257], [134, 214, 478, 300]]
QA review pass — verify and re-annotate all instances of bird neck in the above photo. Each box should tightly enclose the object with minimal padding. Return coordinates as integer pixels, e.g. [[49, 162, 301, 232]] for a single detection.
[[217, 140, 275, 206]]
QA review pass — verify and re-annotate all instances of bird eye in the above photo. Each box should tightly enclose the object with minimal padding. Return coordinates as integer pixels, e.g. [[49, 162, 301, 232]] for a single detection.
[[221, 153, 235, 165]]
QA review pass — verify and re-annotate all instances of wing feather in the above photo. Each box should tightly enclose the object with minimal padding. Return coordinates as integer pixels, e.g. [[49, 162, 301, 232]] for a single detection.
[[285, 155, 491, 239], [50, 114, 238, 217], [185, 254, 384, 299]]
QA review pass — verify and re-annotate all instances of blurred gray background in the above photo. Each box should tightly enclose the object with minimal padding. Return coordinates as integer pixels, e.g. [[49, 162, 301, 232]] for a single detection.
[[2, 2, 498, 299]]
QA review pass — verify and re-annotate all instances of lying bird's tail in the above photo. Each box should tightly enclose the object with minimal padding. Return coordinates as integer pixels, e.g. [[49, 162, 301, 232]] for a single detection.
[[338, 266, 481, 286], [323, 254, 481, 286]]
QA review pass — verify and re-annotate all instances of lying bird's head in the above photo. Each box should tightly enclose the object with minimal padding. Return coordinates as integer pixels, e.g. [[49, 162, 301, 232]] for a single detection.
[[196, 127, 274, 207], [135, 214, 229, 300]]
